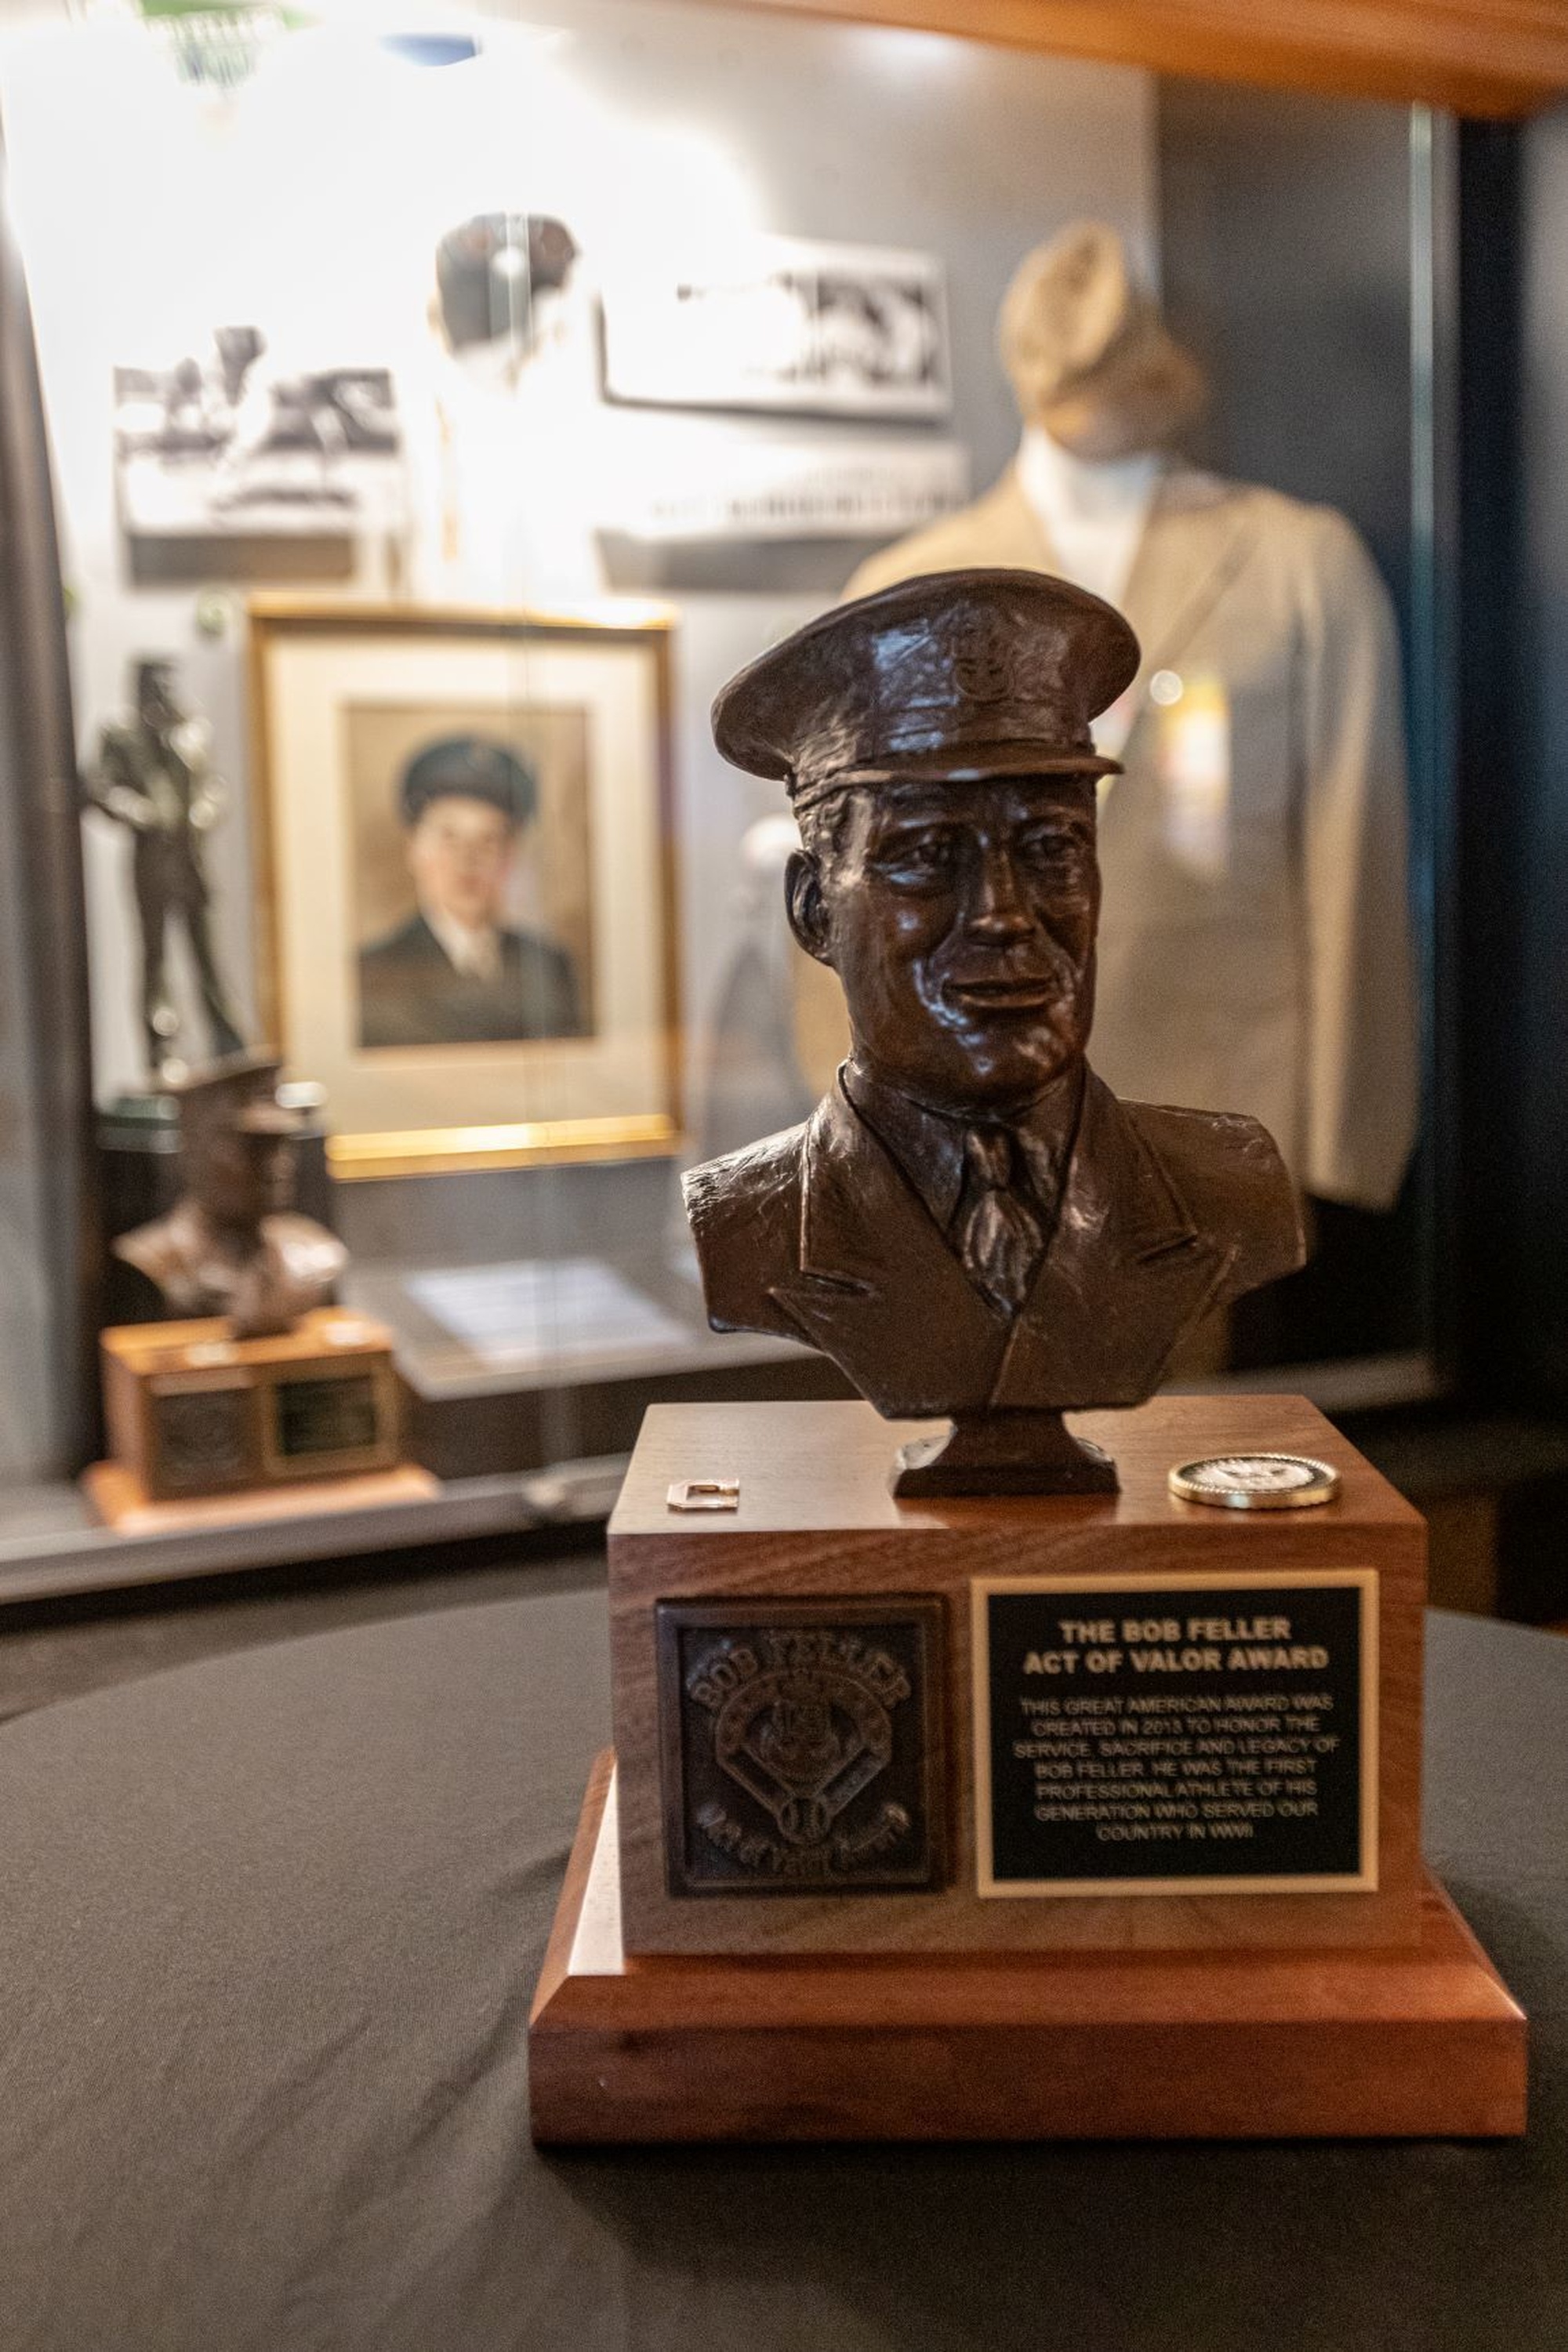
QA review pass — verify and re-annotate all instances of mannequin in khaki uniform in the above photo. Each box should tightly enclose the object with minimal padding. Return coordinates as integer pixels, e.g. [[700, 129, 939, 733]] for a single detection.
[[845, 224, 1418, 1217]]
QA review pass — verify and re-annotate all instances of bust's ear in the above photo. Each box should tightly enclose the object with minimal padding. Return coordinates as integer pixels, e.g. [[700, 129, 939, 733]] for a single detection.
[[785, 849, 833, 966]]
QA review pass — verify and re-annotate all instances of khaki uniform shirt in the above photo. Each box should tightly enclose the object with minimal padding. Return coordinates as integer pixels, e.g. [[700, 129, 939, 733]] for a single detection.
[[844, 465, 1419, 1211]]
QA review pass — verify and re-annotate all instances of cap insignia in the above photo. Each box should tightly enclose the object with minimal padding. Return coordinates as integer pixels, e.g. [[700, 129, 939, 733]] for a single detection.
[[949, 614, 1018, 704]]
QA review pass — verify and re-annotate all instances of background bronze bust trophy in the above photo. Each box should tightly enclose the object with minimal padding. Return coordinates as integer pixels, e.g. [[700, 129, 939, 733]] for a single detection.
[[114, 1054, 346, 1342], [684, 570, 1305, 1494]]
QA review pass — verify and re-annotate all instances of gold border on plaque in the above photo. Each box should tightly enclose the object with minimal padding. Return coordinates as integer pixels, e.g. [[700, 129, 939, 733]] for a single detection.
[[247, 597, 684, 1181], [255, 1353, 401, 1485], [970, 1569, 1379, 1900]]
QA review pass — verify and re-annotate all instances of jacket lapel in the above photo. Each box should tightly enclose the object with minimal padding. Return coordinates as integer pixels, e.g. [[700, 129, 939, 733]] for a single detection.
[[1116, 471, 1258, 761], [992, 1073, 1232, 1409], [767, 1082, 1009, 1415], [978, 467, 1258, 770]]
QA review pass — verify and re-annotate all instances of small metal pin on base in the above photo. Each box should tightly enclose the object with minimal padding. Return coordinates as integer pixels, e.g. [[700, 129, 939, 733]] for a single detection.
[[666, 1479, 740, 1512], [1168, 1453, 1341, 1510]]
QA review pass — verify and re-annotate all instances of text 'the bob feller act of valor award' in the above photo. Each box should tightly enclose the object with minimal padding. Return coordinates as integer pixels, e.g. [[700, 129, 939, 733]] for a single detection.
[[528, 569, 1526, 2145]]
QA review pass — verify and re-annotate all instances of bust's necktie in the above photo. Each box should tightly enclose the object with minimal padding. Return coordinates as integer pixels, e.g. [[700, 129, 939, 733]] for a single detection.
[[957, 1127, 1046, 1314]]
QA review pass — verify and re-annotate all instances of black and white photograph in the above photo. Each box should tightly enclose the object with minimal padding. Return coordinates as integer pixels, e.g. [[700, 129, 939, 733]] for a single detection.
[[601, 235, 952, 418], [114, 328, 405, 539]]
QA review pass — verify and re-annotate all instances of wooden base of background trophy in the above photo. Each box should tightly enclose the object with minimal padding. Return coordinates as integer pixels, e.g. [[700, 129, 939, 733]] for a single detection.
[[85, 1308, 412, 1523], [528, 1397, 1527, 2144], [82, 1459, 437, 1535]]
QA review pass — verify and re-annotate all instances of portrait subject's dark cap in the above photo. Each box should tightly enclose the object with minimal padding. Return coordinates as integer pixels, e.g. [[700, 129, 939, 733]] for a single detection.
[[712, 568, 1141, 810], [399, 736, 539, 829]]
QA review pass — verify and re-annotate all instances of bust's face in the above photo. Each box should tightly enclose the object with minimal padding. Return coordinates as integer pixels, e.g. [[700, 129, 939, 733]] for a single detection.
[[790, 774, 1099, 1117], [194, 1129, 296, 1231]]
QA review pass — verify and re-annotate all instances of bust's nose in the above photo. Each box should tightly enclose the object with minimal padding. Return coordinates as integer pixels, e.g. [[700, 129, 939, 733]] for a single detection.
[[964, 844, 1034, 945]]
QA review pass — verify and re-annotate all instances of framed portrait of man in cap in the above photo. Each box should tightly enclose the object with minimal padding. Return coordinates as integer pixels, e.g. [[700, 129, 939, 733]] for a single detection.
[[348, 714, 592, 1051], [249, 603, 678, 1178]]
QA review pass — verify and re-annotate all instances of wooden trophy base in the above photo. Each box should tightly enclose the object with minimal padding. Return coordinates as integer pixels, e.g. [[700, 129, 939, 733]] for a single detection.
[[99, 1309, 404, 1504], [83, 1458, 439, 1535], [529, 1755, 1527, 2145], [609, 1397, 1431, 1960]]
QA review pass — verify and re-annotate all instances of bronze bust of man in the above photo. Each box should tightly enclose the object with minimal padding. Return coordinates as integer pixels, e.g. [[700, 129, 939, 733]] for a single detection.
[[684, 570, 1305, 1494], [114, 1055, 346, 1342]]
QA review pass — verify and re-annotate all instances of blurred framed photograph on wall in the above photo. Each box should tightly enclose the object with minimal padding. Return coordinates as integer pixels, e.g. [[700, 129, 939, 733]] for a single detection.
[[249, 601, 680, 1178], [115, 335, 405, 544], [601, 236, 952, 419]]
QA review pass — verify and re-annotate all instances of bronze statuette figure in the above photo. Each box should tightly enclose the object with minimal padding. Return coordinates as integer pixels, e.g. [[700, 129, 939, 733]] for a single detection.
[[684, 569, 1305, 1494], [83, 658, 246, 1079], [114, 1054, 346, 1341]]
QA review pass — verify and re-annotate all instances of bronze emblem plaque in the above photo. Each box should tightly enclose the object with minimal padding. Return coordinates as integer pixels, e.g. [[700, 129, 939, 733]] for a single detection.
[[656, 1597, 946, 1896], [151, 1381, 256, 1493]]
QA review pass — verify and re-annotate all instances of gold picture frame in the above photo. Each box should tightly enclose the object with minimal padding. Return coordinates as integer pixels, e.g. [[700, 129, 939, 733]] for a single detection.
[[248, 599, 681, 1180]]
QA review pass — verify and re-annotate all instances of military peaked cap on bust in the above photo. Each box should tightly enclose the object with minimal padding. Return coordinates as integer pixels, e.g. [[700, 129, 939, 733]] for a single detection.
[[399, 735, 539, 829], [172, 1052, 304, 1142], [712, 568, 1141, 811]]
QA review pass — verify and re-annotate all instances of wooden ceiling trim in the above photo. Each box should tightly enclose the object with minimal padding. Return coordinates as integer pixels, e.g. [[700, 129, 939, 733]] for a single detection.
[[698, 0, 1568, 116]]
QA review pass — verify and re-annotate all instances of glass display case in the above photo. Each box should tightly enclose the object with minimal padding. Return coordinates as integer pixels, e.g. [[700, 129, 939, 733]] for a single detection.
[[0, 0, 1454, 1525]]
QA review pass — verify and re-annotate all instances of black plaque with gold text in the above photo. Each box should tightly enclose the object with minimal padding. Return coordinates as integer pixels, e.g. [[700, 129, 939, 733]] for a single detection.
[[974, 1573, 1375, 1895], [272, 1373, 383, 1461], [658, 1597, 946, 1896]]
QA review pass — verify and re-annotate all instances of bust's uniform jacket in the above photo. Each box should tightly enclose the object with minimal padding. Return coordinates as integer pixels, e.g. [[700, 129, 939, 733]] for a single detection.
[[684, 1068, 1305, 1417], [114, 1204, 346, 1337], [845, 465, 1419, 1214]]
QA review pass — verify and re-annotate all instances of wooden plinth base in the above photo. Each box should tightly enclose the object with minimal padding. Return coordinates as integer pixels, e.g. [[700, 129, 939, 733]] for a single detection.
[[83, 1459, 439, 1534], [529, 1754, 1527, 2145]]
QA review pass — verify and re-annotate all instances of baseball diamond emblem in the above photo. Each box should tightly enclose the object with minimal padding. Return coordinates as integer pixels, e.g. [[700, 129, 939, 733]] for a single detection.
[[713, 1663, 894, 1846], [656, 1597, 946, 1894]]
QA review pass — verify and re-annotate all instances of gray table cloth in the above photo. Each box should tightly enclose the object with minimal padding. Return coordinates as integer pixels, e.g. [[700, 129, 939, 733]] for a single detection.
[[2, 1588, 1564, 2352]]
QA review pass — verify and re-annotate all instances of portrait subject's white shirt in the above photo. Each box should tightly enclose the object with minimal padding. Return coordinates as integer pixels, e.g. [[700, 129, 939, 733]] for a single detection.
[[423, 902, 503, 982]]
